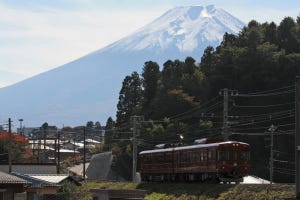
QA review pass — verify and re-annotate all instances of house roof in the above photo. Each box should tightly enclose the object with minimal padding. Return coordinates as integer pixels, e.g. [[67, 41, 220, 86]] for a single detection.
[[0, 171, 29, 184], [58, 149, 80, 153], [11, 172, 60, 188], [84, 139, 100, 144], [0, 164, 57, 174], [27, 174, 69, 184]]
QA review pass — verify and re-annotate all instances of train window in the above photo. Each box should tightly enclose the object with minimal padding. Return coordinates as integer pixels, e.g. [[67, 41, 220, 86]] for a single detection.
[[158, 155, 164, 162], [144, 155, 151, 164], [191, 152, 195, 162], [188, 152, 193, 163], [165, 153, 172, 162], [200, 151, 204, 161], [180, 152, 188, 162], [155, 155, 162, 163], [208, 151, 212, 160], [196, 152, 200, 162], [218, 151, 230, 161], [192, 152, 200, 162], [233, 151, 238, 160], [203, 151, 207, 161], [241, 151, 250, 160]]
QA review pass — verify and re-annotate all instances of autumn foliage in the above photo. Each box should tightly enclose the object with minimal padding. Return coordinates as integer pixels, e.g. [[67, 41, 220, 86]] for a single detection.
[[0, 132, 35, 163], [0, 132, 28, 142]]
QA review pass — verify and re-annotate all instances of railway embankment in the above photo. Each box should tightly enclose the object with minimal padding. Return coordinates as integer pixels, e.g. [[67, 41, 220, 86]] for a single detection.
[[77, 181, 295, 200]]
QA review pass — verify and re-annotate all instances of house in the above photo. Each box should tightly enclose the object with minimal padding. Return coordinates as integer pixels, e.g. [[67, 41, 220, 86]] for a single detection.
[[11, 172, 60, 200], [57, 149, 80, 162], [0, 170, 80, 200], [0, 171, 28, 200]]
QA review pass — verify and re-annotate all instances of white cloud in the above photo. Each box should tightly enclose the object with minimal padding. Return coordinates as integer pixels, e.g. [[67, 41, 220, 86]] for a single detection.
[[0, 4, 163, 86]]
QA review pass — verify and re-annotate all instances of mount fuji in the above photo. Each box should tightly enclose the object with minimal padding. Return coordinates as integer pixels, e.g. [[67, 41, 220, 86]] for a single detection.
[[0, 5, 245, 127]]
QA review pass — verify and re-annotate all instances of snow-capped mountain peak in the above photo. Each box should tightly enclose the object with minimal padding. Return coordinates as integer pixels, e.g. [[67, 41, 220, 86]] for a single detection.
[[101, 5, 244, 54]]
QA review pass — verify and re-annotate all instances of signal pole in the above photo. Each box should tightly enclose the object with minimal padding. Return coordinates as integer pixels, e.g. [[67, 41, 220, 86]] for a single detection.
[[295, 76, 300, 198], [131, 116, 143, 182], [8, 118, 12, 173]]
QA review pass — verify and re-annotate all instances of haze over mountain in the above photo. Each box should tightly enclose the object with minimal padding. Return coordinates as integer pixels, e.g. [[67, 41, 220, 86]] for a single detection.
[[0, 5, 245, 127]]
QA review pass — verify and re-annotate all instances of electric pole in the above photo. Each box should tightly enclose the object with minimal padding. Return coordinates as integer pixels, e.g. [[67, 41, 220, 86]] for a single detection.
[[295, 76, 300, 198], [219, 88, 238, 141], [83, 127, 86, 180], [220, 88, 229, 140], [57, 130, 60, 174], [131, 116, 143, 182], [8, 118, 12, 173], [269, 124, 276, 184]]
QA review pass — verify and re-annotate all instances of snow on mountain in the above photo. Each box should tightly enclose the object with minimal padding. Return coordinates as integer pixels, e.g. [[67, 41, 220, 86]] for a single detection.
[[0, 5, 245, 127], [101, 5, 243, 54]]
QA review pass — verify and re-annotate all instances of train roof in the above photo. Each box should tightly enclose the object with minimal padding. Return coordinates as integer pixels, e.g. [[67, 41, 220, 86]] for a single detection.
[[139, 141, 249, 155]]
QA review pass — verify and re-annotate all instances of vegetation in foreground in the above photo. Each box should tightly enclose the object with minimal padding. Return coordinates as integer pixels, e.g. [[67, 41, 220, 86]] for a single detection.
[[73, 181, 295, 200]]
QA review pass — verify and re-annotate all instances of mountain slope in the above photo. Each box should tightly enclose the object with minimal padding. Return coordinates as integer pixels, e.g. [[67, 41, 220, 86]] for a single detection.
[[0, 5, 245, 127]]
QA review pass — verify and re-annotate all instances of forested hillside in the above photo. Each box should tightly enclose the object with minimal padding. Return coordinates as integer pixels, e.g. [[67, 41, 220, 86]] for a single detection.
[[105, 16, 300, 182]]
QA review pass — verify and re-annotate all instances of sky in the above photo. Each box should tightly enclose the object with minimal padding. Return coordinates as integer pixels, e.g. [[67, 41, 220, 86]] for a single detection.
[[0, 0, 299, 88]]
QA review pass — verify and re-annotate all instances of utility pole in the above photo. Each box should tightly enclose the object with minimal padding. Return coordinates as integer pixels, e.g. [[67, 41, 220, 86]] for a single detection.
[[83, 127, 86, 180], [269, 124, 276, 184], [219, 88, 238, 141], [220, 88, 229, 140], [57, 131, 60, 174], [73, 137, 76, 164], [131, 116, 143, 182], [295, 76, 300, 198], [54, 137, 57, 171], [8, 118, 12, 173]]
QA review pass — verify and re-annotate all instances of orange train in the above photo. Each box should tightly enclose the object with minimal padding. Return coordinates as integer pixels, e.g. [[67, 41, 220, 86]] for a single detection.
[[138, 141, 250, 182]]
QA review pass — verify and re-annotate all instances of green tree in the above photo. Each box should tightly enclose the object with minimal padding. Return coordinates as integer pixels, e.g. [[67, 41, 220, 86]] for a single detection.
[[141, 61, 160, 105], [141, 61, 160, 118], [221, 32, 237, 47], [277, 17, 298, 53], [86, 121, 94, 129], [94, 121, 102, 130], [116, 71, 142, 126], [104, 117, 115, 150], [264, 22, 277, 44]]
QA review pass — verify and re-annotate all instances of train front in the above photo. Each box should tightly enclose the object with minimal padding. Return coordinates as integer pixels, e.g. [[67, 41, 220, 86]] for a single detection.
[[216, 141, 250, 182]]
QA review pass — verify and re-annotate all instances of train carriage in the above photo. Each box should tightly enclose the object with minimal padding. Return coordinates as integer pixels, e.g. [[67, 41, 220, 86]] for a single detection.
[[139, 141, 250, 182]]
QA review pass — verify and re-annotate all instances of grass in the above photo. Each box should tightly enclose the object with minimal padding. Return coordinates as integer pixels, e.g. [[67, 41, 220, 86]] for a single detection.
[[74, 181, 296, 200]]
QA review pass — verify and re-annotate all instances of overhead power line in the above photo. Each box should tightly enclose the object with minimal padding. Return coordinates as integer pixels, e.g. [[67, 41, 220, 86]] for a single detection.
[[240, 85, 294, 95]]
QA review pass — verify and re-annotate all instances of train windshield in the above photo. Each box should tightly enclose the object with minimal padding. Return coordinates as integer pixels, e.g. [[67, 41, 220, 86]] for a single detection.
[[241, 151, 250, 161], [218, 151, 230, 161]]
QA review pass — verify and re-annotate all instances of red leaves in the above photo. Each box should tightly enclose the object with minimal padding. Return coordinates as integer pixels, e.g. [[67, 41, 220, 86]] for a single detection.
[[0, 132, 28, 143]]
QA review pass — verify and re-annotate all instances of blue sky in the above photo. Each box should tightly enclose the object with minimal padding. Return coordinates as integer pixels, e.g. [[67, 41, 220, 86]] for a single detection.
[[0, 0, 299, 87]]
